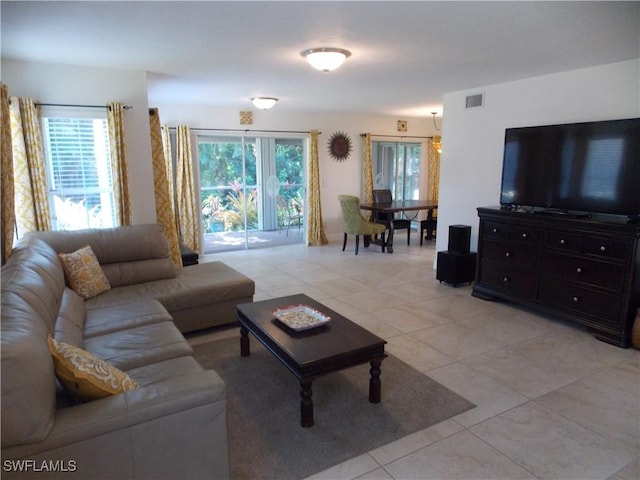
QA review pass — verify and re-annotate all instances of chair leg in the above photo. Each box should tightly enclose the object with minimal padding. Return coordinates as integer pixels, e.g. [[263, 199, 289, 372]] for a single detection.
[[342, 233, 347, 252], [420, 225, 424, 246], [381, 231, 386, 253], [355, 235, 360, 255], [407, 227, 411, 246]]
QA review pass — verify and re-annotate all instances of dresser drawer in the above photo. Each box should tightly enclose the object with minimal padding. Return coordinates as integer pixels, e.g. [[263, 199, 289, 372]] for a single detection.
[[478, 259, 538, 300], [483, 239, 540, 270], [482, 221, 508, 240], [508, 225, 542, 245], [546, 231, 581, 252], [540, 277, 622, 326], [583, 236, 630, 262], [542, 252, 626, 292]]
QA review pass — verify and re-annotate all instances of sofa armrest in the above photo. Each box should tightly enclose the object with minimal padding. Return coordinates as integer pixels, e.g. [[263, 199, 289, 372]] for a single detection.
[[1, 371, 229, 479]]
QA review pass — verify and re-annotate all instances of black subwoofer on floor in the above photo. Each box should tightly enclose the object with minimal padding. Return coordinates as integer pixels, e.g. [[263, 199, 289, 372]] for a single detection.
[[436, 224, 476, 287], [448, 225, 471, 254]]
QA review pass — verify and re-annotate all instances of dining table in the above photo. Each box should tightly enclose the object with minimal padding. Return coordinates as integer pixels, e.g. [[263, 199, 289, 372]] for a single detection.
[[360, 200, 438, 253]]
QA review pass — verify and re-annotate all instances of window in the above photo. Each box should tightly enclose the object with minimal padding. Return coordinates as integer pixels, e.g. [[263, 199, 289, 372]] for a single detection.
[[372, 142, 422, 200], [42, 115, 116, 230]]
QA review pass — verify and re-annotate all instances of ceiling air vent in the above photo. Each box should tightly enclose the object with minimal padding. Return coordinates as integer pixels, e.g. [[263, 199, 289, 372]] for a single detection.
[[465, 93, 484, 109]]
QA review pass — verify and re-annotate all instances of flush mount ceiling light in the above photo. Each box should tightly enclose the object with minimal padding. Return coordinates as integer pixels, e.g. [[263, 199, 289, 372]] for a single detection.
[[301, 47, 351, 73], [251, 97, 278, 109]]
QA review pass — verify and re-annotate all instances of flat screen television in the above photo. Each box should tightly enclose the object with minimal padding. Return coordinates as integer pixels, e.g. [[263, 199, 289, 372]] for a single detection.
[[499, 118, 640, 218]]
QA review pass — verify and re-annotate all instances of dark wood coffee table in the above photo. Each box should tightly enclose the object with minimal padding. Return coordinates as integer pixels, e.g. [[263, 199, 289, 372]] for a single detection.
[[235, 294, 387, 427]]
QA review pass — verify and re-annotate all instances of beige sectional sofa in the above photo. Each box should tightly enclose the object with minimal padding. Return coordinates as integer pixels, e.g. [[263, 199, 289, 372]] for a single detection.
[[1, 224, 255, 479]]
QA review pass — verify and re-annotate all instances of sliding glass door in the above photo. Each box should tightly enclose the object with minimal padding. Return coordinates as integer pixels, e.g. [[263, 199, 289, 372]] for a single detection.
[[198, 135, 305, 253]]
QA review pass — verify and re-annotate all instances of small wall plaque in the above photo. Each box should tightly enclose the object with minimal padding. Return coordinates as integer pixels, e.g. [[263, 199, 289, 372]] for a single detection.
[[240, 111, 253, 125], [397, 120, 408, 132]]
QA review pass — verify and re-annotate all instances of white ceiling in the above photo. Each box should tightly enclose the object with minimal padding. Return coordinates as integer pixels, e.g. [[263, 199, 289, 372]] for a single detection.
[[2, 1, 638, 117]]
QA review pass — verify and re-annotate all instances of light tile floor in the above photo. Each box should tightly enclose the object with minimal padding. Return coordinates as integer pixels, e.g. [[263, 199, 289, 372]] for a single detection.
[[194, 238, 639, 480]]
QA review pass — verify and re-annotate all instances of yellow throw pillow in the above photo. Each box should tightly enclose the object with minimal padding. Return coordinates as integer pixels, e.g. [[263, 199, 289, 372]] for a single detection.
[[58, 245, 111, 299], [48, 336, 139, 401]]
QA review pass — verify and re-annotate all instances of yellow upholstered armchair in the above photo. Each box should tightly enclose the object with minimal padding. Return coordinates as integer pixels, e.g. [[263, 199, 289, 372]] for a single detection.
[[338, 195, 387, 254]]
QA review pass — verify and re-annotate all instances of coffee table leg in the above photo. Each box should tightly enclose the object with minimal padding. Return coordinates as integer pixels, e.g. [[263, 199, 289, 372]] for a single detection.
[[369, 358, 382, 403], [240, 325, 250, 357], [300, 378, 314, 428]]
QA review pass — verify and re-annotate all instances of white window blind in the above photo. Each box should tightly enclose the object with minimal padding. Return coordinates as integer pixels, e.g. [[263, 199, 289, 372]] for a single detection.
[[43, 116, 116, 230]]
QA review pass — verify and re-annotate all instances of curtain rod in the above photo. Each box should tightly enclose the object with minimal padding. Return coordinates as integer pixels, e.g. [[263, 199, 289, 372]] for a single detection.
[[361, 133, 432, 139], [167, 127, 318, 135], [35, 102, 133, 110]]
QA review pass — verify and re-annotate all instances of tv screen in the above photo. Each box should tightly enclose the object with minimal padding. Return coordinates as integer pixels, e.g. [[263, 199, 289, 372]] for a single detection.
[[500, 118, 640, 217]]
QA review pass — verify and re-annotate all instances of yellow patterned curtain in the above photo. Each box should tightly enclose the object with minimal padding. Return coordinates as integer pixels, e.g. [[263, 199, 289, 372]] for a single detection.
[[107, 102, 132, 226], [428, 136, 441, 209], [175, 125, 200, 252], [9, 96, 51, 236], [362, 132, 374, 204], [306, 130, 328, 246], [149, 109, 182, 268], [1, 84, 15, 264]]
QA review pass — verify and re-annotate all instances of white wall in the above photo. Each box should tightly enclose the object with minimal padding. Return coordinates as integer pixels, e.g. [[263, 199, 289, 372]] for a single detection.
[[436, 59, 640, 257], [2, 59, 157, 224], [153, 104, 435, 240]]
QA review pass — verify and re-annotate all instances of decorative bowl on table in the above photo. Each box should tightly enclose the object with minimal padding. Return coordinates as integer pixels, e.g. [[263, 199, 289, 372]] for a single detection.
[[272, 304, 331, 331]]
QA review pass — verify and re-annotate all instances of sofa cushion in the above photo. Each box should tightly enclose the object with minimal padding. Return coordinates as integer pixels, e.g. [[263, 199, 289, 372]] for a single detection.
[[1, 237, 66, 448], [101, 257, 176, 288], [48, 336, 139, 402], [84, 299, 172, 338], [84, 322, 194, 371], [54, 288, 87, 347], [27, 224, 177, 288], [2, 237, 67, 333], [126, 356, 205, 387], [58, 245, 111, 299], [86, 261, 254, 315]]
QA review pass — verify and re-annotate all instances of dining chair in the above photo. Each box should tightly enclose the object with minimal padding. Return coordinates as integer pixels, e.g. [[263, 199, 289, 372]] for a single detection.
[[277, 195, 303, 236], [338, 195, 387, 254], [372, 189, 412, 245], [420, 208, 438, 244]]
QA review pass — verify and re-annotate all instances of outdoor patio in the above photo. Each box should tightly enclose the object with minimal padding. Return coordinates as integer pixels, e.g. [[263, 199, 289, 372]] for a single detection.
[[202, 227, 304, 254]]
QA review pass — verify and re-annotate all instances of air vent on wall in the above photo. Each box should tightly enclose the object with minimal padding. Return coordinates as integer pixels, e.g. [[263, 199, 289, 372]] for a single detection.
[[465, 93, 484, 108]]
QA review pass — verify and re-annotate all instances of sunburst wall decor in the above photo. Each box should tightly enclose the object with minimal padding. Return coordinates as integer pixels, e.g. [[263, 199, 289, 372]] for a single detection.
[[327, 131, 352, 162]]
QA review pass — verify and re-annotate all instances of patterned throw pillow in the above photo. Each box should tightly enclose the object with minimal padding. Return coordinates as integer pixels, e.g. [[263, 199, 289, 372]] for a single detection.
[[58, 245, 111, 299], [48, 336, 139, 401]]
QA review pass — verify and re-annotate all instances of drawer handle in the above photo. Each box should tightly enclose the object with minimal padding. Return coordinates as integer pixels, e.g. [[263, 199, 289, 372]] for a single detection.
[[572, 296, 580, 303], [521, 233, 528, 239], [560, 239, 566, 245], [600, 245, 606, 252], [576, 267, 582, 273], [505, 252, 511, 258], [503, 276, 510, 283], [492, 228, 500, 233]]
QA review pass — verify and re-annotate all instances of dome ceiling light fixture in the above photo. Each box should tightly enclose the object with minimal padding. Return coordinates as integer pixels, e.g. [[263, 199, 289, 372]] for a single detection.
[[251, 97, 278, 109], [301, 47, 351, 73]]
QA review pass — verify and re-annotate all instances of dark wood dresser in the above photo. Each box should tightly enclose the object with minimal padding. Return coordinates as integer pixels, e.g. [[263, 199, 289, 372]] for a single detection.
[[473, 206, 640, 347]]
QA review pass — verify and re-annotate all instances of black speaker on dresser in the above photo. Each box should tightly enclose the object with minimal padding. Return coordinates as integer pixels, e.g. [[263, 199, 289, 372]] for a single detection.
[[448, 224, 471, 253], [436, 225, 476, 287]]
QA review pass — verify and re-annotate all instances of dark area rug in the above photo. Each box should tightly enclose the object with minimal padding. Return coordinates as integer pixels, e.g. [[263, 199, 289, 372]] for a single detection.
[[192, 336, 474, 480]]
